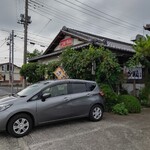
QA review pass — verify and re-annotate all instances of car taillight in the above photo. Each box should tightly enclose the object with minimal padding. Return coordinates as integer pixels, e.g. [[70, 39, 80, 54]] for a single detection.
[[99, 91, 104, 96]]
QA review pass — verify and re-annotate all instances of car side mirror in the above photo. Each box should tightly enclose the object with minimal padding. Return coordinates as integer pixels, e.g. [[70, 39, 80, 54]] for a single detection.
[[41, 93, 51, 102]]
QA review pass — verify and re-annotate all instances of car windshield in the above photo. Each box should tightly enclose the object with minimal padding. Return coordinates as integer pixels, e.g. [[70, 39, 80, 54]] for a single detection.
[[17, 83, 42, 97]]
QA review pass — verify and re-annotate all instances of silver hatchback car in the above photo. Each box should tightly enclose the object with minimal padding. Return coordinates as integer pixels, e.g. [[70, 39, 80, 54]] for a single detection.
[[0, 79, 105, 137]]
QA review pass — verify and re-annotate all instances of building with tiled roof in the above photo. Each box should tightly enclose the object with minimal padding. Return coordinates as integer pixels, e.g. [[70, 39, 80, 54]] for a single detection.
[[29, 26, 146, 95], [29, 26, 135, 65]]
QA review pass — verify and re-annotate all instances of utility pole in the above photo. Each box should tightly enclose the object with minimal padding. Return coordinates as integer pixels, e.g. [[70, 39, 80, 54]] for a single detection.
[[22, 0, 28, 88], [11, 30, 14, 94], [8, 33, 12, 87], [24, 0, 28, 65], [18, 0, 31, 88], [7, 31, 14, 95]]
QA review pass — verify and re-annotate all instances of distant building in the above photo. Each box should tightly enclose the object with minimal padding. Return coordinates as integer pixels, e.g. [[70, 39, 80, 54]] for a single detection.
[[0, 62, 21, 84]]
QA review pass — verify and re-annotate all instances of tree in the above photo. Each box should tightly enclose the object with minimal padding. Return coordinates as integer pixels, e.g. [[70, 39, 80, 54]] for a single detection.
[[61, 46, 121, 88], [20, 63, 46, 83], [27, 49, 43, 60], [130, 35, 150, 104], [132, 35, 150, 86], [134, 35, 150, 58]]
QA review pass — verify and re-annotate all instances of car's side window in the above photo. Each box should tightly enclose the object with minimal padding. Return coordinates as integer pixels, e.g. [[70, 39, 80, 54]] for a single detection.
[[30, 94, 39, 101], [71, 83, 86, 94], [42, 87, 51, 97], [86, 83, 96, 91], [56, 84, 68, 96], [42, 84, 68, 98]]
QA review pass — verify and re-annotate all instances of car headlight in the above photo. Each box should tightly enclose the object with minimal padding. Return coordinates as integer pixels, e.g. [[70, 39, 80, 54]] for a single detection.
[[0, 104, 12, 112]]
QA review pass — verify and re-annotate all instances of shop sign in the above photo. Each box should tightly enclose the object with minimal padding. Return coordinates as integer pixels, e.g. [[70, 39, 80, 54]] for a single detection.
[[59, 38, 73, 48], [53, 67, 68, 80], [124, 67, 142, 79]]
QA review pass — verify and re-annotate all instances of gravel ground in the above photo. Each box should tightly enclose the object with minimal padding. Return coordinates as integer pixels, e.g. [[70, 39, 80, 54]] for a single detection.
[[0, 108, 150, 150]]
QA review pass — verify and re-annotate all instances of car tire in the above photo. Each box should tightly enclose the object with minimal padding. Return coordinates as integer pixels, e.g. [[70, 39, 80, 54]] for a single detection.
[[89, 105, 103, 121], [7, 113, 33, 138]]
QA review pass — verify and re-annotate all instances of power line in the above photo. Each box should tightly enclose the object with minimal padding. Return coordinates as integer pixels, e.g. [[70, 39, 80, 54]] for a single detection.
[[29, 1, 127, 35], [14, 29, 53, 41], [29, 6, 129, 40], [27, 6, 52, 34], [29, 1, 131, 40], [53, 0, 141, 32], [74, 0, 141, 29], [0, 40, 7, 48], [30, 0, 140, 39], [15, 35, 49, 47], [28, 4, 52, 20], [38, 19, 52, 34], [0, 28, 51, 43]]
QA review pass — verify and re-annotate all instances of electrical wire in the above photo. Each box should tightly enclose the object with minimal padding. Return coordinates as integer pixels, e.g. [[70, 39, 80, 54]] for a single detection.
[[53, 0, 141, 31], [30, 0, 141, 40], [74, 0, 141, 29], [15, 35, 49, 47], [29, 1, 131, 40], [0, 28, 52, 45], [0, 40, 7, 48], [29, 7, 129, 41], [38, 19, 52, 34]]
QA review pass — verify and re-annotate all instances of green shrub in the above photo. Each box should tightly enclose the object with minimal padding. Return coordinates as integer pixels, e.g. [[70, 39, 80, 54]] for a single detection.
[[118, 95, 141, 113], [139, 87, 150, 107], [120, 88, 128, 95], [100, 84, 118, 112], [112, 103, 128, 115]]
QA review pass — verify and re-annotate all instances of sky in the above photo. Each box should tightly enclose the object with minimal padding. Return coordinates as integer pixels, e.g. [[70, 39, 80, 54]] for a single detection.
[[0, 0, 150, 67]]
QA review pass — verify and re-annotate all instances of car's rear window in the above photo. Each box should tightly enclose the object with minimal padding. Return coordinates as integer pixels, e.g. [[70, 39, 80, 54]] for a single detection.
[[71, 83, 86, 94], [86, 83, 96, 91]]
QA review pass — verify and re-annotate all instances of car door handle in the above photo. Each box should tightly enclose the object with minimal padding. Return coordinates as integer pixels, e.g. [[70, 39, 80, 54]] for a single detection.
[[64, 97, 70, 101], [87, 93, 92, 96]]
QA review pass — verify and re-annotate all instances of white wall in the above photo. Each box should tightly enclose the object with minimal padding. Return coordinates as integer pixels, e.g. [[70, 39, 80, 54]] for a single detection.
[[122, 83, 145, 95], [0, 65, 21, 81]]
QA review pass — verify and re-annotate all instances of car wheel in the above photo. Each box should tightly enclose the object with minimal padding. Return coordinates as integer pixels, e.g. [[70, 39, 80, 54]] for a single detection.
[[7, 113, 33, 138], [89, 105, 103, 121]]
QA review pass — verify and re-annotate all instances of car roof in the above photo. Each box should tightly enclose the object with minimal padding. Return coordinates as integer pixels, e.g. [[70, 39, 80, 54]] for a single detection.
[[37, 79, 96, 86]]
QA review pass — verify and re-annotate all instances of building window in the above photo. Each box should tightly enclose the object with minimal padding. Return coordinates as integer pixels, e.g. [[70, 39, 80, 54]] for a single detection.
[[1, 64, 14, 72]]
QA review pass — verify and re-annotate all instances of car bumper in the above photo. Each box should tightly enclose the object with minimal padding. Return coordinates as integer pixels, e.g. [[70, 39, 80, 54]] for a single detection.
[[0, 111, 10, 131]]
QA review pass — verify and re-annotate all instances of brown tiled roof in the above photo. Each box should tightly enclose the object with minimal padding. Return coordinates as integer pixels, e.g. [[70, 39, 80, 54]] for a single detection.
[[29, 26, 135, 62]]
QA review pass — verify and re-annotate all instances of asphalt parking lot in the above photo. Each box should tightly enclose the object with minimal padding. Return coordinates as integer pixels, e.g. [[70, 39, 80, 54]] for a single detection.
[[0, 107, 150, 150]]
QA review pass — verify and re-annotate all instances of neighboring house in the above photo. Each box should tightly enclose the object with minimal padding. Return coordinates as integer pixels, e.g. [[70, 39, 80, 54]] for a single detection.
[[0, 62, 21, 83], [29, 26, 144, 93]]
